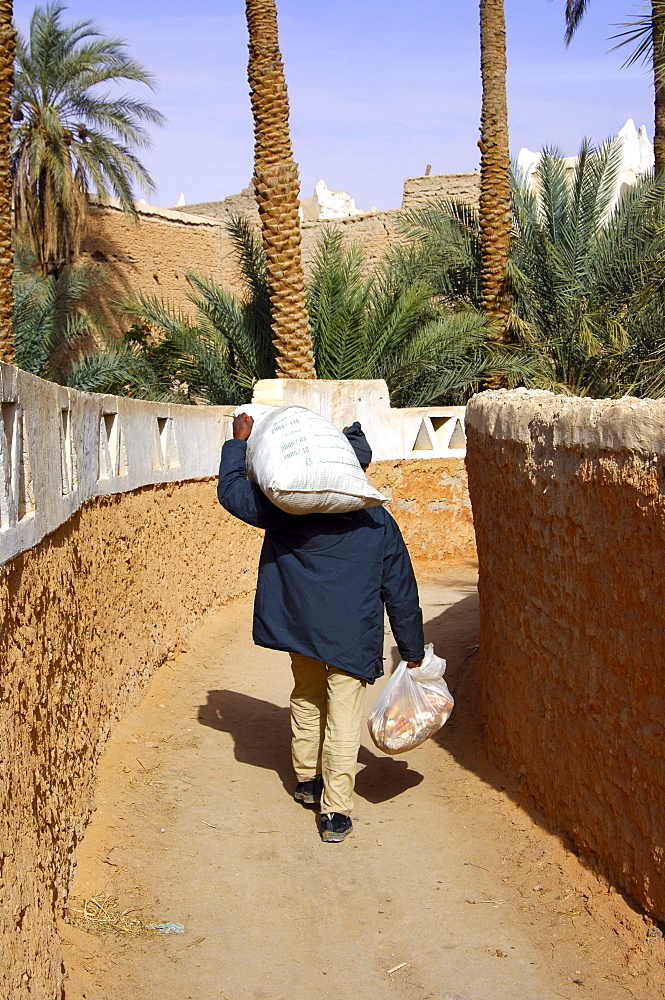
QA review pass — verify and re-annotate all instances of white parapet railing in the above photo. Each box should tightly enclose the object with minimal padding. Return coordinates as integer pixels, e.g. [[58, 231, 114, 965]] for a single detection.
[[0, 366, 466, 567], [0, 362, 234, 566], [251, 379, 466, 463]]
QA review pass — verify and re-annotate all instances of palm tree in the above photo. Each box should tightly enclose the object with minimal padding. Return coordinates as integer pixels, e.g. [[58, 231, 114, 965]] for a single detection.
[[63, 342, 163, 396], [13, 242, 163, 396], [121, 217, 275, 405], [11, 3, 164, 277], [13, 241, 103, 377], [306, 229, 517, 405], [245, 0, 316, 379], [510, 140, 665, 396], [398, 139, 665, 398], [0, 0, 15, 362], [565, 2, 665, 175], [479, 0, 512, 344], [120, 219, 525, 407], [653, 2, 665, 174]]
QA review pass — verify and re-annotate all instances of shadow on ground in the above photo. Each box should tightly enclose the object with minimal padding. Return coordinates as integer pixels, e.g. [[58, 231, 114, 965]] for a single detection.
[[198, 690, 423, 804], [424, 584, 558, 813], [198, 574, 633, 910], [426, 582, 647, 920]]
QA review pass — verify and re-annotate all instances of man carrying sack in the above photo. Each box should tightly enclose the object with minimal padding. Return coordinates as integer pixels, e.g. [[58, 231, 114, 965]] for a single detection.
[[218, 413, 424, 842]]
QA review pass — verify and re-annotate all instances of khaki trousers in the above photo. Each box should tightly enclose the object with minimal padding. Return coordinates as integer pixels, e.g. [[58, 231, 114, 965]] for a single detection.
[[289, 652, 367, 816]]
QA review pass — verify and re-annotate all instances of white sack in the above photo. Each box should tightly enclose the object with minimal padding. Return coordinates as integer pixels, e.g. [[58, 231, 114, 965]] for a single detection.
[[235, 404, 388, 514]]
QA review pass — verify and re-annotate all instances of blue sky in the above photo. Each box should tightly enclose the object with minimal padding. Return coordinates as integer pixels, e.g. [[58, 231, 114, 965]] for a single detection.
[[13, 1, 655, 210]]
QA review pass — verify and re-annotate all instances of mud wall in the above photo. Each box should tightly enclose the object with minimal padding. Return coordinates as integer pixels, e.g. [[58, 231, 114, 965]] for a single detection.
[[185, 171, 481, 222], [81, 202, 402, 336], [83, 171, 482, 335], [401, 171, 480, 210], [1, 365, 473, 998], [80, 200, 246, 335], [0, 481, 263, 1000], [370, 458, 474, 561], [465, 389, 665, 919], [301, 210, 402, 270], [3, 461, 472, 1000]]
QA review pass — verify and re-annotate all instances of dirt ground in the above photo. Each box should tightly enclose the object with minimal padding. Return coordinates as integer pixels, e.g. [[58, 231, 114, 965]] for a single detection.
[[61, 562, 665, 1000]]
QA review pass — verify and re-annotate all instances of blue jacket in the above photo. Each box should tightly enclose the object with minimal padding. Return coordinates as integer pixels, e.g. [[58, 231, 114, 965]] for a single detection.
[[217, 437, 425, 682]]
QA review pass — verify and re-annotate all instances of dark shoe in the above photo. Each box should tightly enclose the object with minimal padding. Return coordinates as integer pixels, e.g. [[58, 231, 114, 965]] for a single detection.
[[320, 812, 353, 843], [294, 774, 323, 806]]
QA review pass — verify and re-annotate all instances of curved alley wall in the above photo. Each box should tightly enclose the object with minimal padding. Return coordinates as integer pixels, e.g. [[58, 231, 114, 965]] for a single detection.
[[0, 369, 472, 1000], [368, 459, 474, 561], [465, 389, 665, 919], [1, 480, 263, 1000]]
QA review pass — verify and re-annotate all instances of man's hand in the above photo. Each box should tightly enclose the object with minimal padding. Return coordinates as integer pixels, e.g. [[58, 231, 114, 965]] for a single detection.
[[406, 660, 422, 669], [233, 414, 254, 441]]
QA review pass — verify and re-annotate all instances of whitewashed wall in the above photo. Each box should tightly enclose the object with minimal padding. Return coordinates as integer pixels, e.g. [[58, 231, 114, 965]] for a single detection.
[[0, 365, 466, 566], [251, 379, 467, 462]]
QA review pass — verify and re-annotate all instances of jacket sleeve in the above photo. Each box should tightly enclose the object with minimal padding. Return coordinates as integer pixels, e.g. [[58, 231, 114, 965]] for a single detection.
[[343, 421, 372, 468], [217, 438, 292, 531], [380, 514, 426, 662]]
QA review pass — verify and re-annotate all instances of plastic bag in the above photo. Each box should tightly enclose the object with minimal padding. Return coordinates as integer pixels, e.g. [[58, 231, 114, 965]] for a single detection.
[[367, 643, 454, 755], [233, 404, 388, 515]]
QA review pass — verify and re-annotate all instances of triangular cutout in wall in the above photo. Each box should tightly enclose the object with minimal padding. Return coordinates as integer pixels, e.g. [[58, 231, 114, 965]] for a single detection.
[[17, 411, 34, 520], [60, 407, 78, 494], [155, 416, 180, 470], [153, 417, 166, 470], [99, 412, 128, 478], [117, 425, 128, 476], [448, 419, 466, 449], [0, 404, 35, 523], [412, 419, 434, 451], [163, 418, 180, 469]]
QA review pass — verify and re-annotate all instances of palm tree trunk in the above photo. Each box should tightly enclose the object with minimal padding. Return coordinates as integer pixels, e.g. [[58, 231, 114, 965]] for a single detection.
[[479, 0, 512, 341], [0, 0, 14, 363], [652, 0, 665, 175], [245, 0, 316, 379]]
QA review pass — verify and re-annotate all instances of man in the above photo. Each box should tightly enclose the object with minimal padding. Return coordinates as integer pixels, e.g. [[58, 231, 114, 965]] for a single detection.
[[218, 413, 424, 843]]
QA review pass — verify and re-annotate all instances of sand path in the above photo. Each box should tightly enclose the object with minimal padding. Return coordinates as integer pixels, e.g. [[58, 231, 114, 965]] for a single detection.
[[61, 563, 665, 1000]]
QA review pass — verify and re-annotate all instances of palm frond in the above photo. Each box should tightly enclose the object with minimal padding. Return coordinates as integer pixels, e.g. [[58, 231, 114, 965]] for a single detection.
[[12, 2, 163, 272], [565, 0, 592, 45], [13, 246, 108, 378], [64, 343, 168, 398], [306, 229, 369, 378], [406, 137, 665, 399]]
